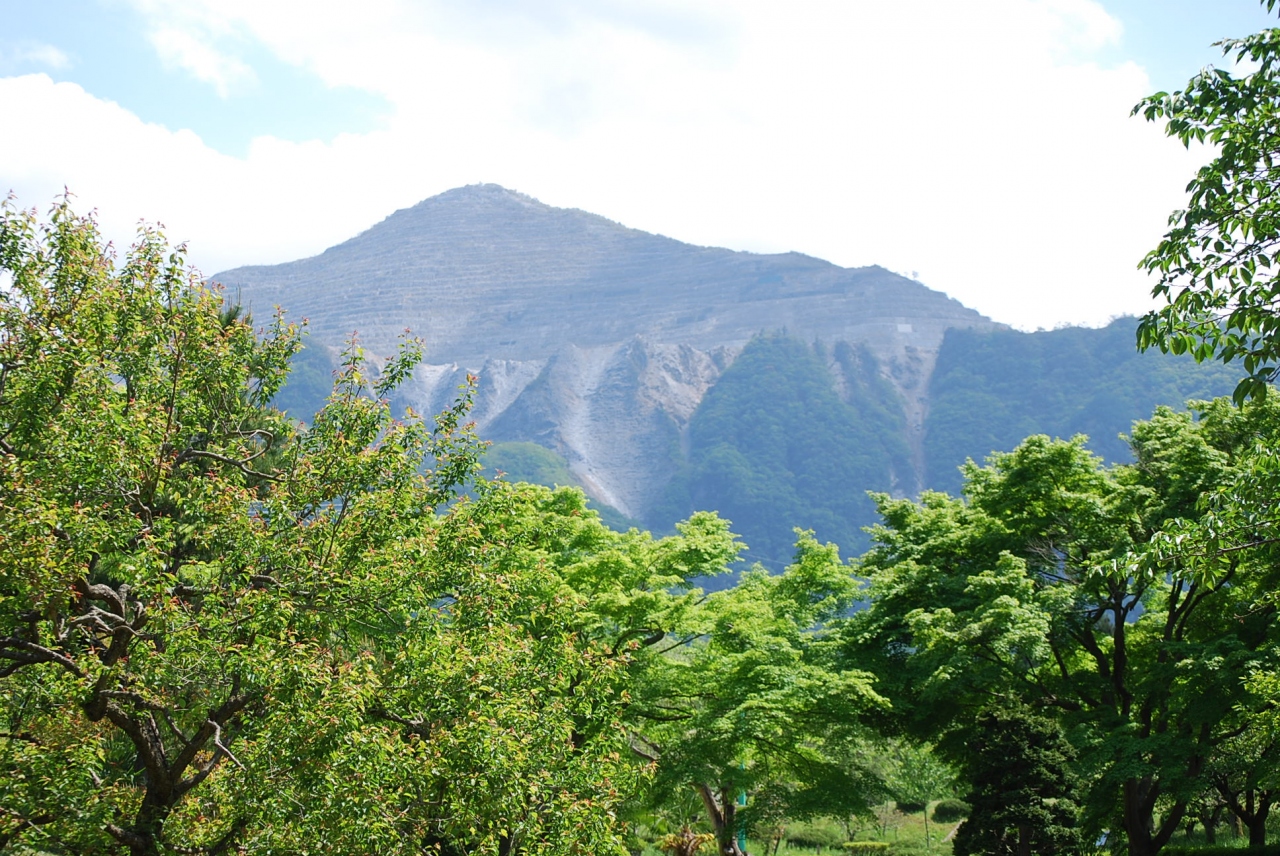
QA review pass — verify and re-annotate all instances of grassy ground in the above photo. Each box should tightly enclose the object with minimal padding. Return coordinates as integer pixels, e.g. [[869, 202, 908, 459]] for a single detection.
[[634, 801, 959, 856]]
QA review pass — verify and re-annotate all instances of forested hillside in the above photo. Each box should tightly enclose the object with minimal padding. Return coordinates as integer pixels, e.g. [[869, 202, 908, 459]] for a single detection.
[[274, 321, 1238, 569], [650, 324, 1234, 566], [923, 318, 1240, 494], [653, 335, 909, 566]]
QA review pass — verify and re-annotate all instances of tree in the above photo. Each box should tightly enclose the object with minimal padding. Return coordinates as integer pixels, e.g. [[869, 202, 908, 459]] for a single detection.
[[884, 741, 954, 850], [1204, 723, 1280, 849], [611, 532, 883, 856], [843, 406, 1280, 856], [457, 478, 892, 856], [0, 198, 639, 855], [949, 705, 1083, 856], [1134, 3, 1280, 402]]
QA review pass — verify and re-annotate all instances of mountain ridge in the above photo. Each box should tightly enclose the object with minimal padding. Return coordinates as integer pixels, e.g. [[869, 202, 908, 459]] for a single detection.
[[215, 183, 1000, 519], [215, 185, 1234, 558]]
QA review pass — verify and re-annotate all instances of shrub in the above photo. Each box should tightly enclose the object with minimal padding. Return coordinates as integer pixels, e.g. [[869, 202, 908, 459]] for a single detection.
[[931, 799, 971, 823], [895, 801, 927, 814], [885, 843, 930, 856], [785, 820, 847, 851], [841, 843, 890, 853]]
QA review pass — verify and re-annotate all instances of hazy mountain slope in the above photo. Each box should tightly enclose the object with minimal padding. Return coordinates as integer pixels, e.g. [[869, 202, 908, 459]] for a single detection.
[[217, 184, 996, 522], [219, 185, 1235, 560], [218, 184, 991, 365], [654, 335, 910, 565]]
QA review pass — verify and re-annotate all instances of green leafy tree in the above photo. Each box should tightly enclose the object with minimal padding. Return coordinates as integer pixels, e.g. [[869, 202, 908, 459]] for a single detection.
[[843, 404, 1280, 856], [949, 705, 1083, 856], [448, 481, 891, 856], [1203, 723, 1280, 849], [0, 198, 638, 855], [1134, 2, 1280, 401], [884, 741, 954, 850], [634, 534, 884, 856]]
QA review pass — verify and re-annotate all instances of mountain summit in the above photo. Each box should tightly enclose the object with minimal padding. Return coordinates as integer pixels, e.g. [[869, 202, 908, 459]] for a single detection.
[[215, 185, 995, 522], [217, 183, 993, 363]]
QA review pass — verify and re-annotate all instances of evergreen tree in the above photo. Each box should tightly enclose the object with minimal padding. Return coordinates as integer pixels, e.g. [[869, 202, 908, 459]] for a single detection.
[[951, 706, 1083, 856]]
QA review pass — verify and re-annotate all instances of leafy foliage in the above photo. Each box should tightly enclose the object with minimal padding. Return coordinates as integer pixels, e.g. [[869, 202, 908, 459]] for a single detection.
[[0, 198, 641, 856], [844, 402, 1280, 856], [1134, 9, 1280, 402], [949, 706, 1083, 856], [614, 526, 886, 855], [931, 799, 970, 824]]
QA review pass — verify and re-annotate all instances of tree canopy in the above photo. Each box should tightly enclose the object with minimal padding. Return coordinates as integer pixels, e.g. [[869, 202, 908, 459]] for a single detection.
[[1135, 4, 1280, 401], [0, 198, 643, 855], [843, 402, 1280, 856]]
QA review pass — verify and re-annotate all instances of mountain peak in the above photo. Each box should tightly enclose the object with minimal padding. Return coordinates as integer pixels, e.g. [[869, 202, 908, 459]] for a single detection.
[[216, 185, 994, 365], [213, 186, 1003, 523], [419, 183, 545, 208]]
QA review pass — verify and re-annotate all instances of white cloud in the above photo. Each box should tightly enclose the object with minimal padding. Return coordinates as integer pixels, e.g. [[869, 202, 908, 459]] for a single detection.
[[2, 41, 72, 70], [148, 26, 256, 97], [0, 0, 1211, 330]]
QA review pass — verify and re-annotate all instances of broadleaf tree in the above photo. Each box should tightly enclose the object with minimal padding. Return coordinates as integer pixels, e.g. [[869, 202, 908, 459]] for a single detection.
[[1134, 3, 1280, 402], [0, 198, 644, 856], [843, 406, 1280, 856]]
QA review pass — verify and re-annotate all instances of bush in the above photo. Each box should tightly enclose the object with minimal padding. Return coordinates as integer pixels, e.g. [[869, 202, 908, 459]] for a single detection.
[[841, 843, 890, 853], [885, 843, 929, 856], [931, 799, 971, 823], [785, 820, 847, 851], [895, 801, 928, 815]]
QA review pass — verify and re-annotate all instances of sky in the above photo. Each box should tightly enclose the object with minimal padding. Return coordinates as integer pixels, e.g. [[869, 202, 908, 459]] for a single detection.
[[2, 0, 1277, 331]]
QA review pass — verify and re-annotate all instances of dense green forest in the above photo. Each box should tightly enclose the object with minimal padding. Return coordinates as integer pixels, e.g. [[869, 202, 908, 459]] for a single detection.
[[652, 324, 1236, 568], [655, 334, 909, 568], [923, 319, 1239, 494], [8, 9, 1280, 856]]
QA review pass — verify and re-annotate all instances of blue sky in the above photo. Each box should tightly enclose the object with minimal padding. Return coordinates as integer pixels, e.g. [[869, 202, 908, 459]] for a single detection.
[[0, 0, 389, 156], [1, 0, 1277, 330]]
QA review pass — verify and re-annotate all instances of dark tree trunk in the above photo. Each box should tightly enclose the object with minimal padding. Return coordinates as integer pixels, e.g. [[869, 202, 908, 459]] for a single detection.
[[1218, 783, 1273, 849], [1199, 803, 1223, 844], [1123, 777, 1186, 856], [1248, 814, 1268, 850]]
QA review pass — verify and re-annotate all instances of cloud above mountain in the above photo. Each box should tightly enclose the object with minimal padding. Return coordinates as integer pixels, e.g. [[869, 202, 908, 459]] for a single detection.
[[1, 0, 1270, 329]]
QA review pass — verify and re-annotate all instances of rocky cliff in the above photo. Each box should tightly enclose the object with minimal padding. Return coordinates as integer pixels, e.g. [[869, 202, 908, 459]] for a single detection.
[[216, 184, 997, 523]]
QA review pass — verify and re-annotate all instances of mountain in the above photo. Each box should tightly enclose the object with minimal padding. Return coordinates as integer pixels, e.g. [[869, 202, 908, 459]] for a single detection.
[[215, 185, 1236, 565]]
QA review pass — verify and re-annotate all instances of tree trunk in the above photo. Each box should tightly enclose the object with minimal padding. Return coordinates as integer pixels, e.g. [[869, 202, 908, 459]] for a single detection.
[[109, 797, 171, 856], [717, 788, 745, 856], [1248, 814, 1267, 850], [1122, 777, 1185, 856], [696, 785, 745, 856], [1220, 786, 1272, 849], [1199, 804, 1221, 844]]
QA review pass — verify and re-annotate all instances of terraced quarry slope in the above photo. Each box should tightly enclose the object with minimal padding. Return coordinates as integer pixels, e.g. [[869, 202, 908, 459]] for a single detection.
[[216, 184, 996, 521]]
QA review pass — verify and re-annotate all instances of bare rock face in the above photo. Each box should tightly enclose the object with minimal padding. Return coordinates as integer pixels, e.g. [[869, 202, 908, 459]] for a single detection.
[[214, 184, 998, 520]]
